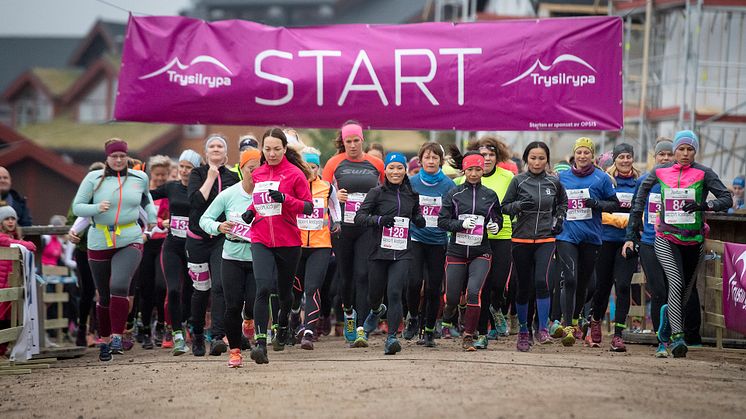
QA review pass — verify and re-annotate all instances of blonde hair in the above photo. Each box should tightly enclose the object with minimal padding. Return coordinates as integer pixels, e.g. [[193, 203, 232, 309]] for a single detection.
[[148, 155, 172, 171]]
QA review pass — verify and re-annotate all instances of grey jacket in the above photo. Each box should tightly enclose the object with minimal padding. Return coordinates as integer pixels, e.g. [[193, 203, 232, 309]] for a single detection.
[[502, 171, 567, 240]]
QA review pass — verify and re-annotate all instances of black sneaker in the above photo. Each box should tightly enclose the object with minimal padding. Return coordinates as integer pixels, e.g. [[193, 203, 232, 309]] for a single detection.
[[192, 333, 206, 357], [99, 343, 112, 362], [75, 324, 87, 347], [240, 335, 252, 350], [154, 323, 164, 347], [250, 340, 269, 364], [210, 337, 228, 356], [403, 317, 419, 340], [142, 334, 154, 350], [272, 327, 288, 352], [424, 331, 436, 348]]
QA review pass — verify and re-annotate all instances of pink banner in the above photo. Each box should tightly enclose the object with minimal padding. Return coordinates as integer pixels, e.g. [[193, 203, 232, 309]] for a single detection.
[[723, 242, 746, 335], [115, 15, 623, 131]]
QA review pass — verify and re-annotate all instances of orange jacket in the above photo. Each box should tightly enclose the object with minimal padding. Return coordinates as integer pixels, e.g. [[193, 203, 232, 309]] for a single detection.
[[299, 177, 340, 248]]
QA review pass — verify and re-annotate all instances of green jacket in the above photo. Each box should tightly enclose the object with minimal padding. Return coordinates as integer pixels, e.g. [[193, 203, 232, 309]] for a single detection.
[[199, 183, 253, 261]]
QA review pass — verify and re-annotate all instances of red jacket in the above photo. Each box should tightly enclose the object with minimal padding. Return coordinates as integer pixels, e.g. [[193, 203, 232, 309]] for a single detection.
[[0, 234, 36, 320], [248, 157, 312, 248]]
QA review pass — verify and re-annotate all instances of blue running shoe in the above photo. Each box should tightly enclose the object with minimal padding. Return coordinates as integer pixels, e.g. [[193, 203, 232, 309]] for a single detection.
[[363, 304, 387, 335], [657, 304, 671, 343], [655, 342, 669, 358], [670, 334, 688, 358], [474, 335, 488, 349], [384, 335, 401, 355], [490, 306, 509, 337], [99, 342, 112, 361], [343, 310, 357, 343], [487, 329, 499, 340], [110, 335, 124, 355]]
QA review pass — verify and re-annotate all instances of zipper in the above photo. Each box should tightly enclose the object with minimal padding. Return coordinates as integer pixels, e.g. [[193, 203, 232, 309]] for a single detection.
[[534, 175, 540, 237], [395, 187, 401, 260], [269, 165, 275, 247], [468, 183, 476, 259]]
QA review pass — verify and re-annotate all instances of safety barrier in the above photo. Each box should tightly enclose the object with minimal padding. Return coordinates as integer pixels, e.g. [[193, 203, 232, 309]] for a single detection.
[[0, 247, 24, 352]]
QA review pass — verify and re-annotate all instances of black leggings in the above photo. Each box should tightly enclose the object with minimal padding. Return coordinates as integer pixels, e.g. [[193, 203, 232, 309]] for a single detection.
[[222, 259, 256, 349], [407, 241, 446, 330], [654, 237, 703, 336], [556, 241, 600, 325], [186, 236, 225, 337], [74, 248, 95, 330], [444, 254, 491, 336], [478, 240, 513, 334], [592, 241, 638, 330], [512, 242, 555, 304], [295, 247, 332, 333], [333, 226, 371, 325], [138, 238, 166, 329], [161, 236, 192, 331], [251, 243, 301, 339], [369, 259, 410, 338]]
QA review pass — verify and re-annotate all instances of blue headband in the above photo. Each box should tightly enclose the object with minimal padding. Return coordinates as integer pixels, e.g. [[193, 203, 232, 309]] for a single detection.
[[303, 153, 320, 166], [385, 152, 407, 168], [734, 177, 745, 188]]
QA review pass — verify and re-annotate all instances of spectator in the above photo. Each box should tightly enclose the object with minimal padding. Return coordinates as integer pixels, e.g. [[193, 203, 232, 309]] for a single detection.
[[0, 166, 32, 226], [729, 175, 745, 213], [365, 142, 385, 161]]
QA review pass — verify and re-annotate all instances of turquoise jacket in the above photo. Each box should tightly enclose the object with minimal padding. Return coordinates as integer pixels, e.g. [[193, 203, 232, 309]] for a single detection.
[[72, 168, 156, 250], [199, 182, 253, 261]]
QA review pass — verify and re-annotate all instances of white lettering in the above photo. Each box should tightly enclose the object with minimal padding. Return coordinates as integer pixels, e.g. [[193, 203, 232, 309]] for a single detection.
[[438, 48, 482, 105], [530, 73, 597, 88], [298, 50, 342, 106], [338, 50, 388, 106], [395, 49, 438, 106], [255, 50, 294, 106]]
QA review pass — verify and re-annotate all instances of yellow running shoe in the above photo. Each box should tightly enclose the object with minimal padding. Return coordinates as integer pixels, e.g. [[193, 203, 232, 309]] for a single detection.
[[561, 326, 576, 347]]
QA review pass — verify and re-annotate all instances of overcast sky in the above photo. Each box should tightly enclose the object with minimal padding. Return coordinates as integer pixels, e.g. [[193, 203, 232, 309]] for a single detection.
[[0, 0, 192, 36]]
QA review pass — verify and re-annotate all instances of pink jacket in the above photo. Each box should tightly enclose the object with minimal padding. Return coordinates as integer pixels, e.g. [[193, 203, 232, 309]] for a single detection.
[[248, 157, 312, 248], [0, 234, 36, 320]]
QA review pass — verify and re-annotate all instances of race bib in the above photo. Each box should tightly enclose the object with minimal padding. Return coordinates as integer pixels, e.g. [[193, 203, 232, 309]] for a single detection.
[[455, 214, 485, 246], [617, 192, 634, 209], [419, 196, 442, 228], [226, 211, 250, 241], [381, 217, 409, 250], [343, 193, 366, 224], [297, 198, 325, 231], [169, 216, 189, 238], [647, 193, 661, 225], [253, 181, 281, 217], [664, 188, 696, 224], [566, 188, 591, 221]]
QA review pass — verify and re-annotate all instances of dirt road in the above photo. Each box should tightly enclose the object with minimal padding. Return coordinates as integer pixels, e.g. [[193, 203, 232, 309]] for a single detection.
[[2, 335, 745, 418]]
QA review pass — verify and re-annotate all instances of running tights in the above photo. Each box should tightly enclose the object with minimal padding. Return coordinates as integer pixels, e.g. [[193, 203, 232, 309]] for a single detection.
[[333, 226, 371, 325], [478, 240, 513, 334], [443, 254, 491, 336], [295, 247, 332, 334], [592, 241, 638, 335], [222, 259, 256, 349], [512, 242, 554, 331], [88, 244, 143, 337], [556, 241, 599, 325], [369, 259, 410, 337], [138, 238, 166, 330], [654, 237, 703, 336], [251, 243, 301, 339], [186, 236, 225, 337], [161, 236, 192, 332], [74, 248, 95, 331], [407, 241, 446, 331]]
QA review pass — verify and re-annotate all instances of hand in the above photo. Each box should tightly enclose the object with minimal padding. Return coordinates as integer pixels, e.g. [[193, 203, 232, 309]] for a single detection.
[[682, 201, 706, 213], [551, 218, 564, 236], [98, 200, 111, 213], [302, 201, 314, 216], [583, 198, 599, 209], [330, 221, 341, 234], [337, 189, 348, 203], [241, 209, 255, 224], [68, 230, 81, 244], [162, 219, 170, 230], [413, 214, 427, 228], [379, 215, 395, 228], [147, 223, 156, 232], [486, 221, 500, 235], [462, 216, 477, 230], [268, 189, 285, 203], [621, 241, 636, 258], [207, 164, 220, 180], [219, 221, 236, 234]]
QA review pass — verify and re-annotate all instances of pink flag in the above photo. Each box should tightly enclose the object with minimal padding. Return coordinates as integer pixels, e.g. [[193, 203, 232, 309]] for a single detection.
[[723, 242, 746, 335]]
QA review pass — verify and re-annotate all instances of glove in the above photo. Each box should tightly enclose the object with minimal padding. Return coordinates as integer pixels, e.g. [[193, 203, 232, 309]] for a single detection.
[[413, 214, 427, 228], [624, 243, 639, 259], [241, 209, 255, 224], [486, 221, 500, 235], [551, 218, 564, 236], [462, 216, 477, 230], [682, 201, 707, 213], [583, 198, 599, 209], [330, 221, 341, 234], [379, 215, 395, 228], [302, 201, 314, 215], [268, 189, 285, 203]]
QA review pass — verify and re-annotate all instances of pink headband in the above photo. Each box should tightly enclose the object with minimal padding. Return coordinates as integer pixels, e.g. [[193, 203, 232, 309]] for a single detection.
[[463, 154, 485, 170], [105, 139, 128, 157], [341, 124, 364, 141]]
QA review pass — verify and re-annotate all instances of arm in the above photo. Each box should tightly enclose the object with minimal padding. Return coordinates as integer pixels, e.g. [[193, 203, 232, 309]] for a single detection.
[[150, 183, 168, 201], [62, 241, 77, 270], [72, 174, 101, 217], [554, 180, 568, 220], [500, 177, 522, 217], [703, 167, 734, 211], [282, 172, 314, 215], [626, 170, 657, 242], [71, 216, 91, 234], [198, 166, 219, 201], [199, 191, 227, 236], [602, 213, 629, 229], [489, 192, 504, 231], [410, 191, 426, 228], [188, 167, 209, 208], [437, 189, 464, 232], [328, 185, 342, 223], [353, 188, 381, 227], [139, 175, 157, 224]]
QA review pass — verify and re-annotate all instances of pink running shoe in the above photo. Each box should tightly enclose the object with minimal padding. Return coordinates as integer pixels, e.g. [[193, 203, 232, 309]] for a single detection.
[[610, 335, 627, 352]]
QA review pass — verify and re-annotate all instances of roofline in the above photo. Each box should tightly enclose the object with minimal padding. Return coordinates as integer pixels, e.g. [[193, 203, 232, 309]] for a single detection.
[[138, 126, 182, 156], [67, 19, 121, 67], [2, 70, 53, 101], [62, 57, 118, 105]]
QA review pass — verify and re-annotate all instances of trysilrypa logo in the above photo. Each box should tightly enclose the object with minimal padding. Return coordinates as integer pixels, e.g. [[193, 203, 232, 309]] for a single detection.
[[501, 54, 597, 88], [139, 56, 233, 88]]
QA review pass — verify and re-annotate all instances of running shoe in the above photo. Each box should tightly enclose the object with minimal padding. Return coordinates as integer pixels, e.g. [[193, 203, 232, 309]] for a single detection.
[[240, 335, 252, 350], [142, 333, 154, 350], [290, 310, 301, 338], [227, 348, 243, 368], [657, 304, 671, 343], [162, 328, 174, 349], [403, 316, 419, 341], [537, 329, 552, 344], [243, 319, 255, 344], [508, 314, 519, 335], [474, 335, 489, 350], [516, 331, 531, 352], [272, 327, 288, 352], [301, 331, 314, 350], [528, 331, 535, 346], [76, 325, 87, 347], [172, 333, 189, 356], [441, 323, 453, 339], [334, 321, 344, 337], [363, 304, 386, 335], [490, 306, 509, 337], [549, 320, 564, 338], [99, 342, 112, 362], [122, 330, 134, 351], [462, 335, 476, 351], [343, 310, 357, 343], [192, 333, 206, 357], [589, 319, 602, 347], [670, 334, 688, 358], [210, 336, 228, 356], [352, 326, 368, 348], [423, 331, 437, 348], [318, 316, 331, 336], [655, 342, 669, 358], [154, 323, 164, 347], [572, 324, 582, 341], [384, 336, 402, 355], [561, 326, 576, 347], [250, 341, 269, 364], [110, 335, 124, 355], [610, 335, 627, 352], [487, 329, 499, 341]]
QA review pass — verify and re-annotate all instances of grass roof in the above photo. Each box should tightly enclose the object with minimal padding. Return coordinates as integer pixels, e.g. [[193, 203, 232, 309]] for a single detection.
[[30, 67, 83, 97]]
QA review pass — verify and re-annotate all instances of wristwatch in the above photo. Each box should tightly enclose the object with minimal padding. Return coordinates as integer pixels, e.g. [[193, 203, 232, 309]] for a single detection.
[[706, 201, 715, 210]]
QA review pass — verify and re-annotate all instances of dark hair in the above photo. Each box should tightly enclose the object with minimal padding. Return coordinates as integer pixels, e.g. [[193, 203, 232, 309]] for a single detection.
[[334, 120, 362, 154], [418, 142, 445, 167], [365, 142, 384, 154], [466, 135, 510, 162], [522, 141, 551, 165], [447, 145, 482, 171], [261, 127, 312, 178]]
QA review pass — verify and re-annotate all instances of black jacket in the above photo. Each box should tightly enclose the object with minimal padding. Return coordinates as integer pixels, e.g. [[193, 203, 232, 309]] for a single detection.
[[2, 189, 32, 227], [187, 165, 239, 239], [438, 181, 502, 259], [354, 180, 424, 260], [502, 171, 567, 240]]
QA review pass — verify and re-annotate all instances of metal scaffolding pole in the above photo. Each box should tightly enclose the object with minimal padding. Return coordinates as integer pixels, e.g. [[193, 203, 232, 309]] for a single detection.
[[639, 0, 653, 159]]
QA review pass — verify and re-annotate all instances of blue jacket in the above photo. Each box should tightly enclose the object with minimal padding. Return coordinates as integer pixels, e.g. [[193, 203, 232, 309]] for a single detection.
[[602, 174, 638, 243], [556, 167, 617, 245], [409, 173, 455, 245]]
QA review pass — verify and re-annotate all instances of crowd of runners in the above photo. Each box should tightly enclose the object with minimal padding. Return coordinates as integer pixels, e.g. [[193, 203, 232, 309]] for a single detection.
[[52, 122, 734, 367]]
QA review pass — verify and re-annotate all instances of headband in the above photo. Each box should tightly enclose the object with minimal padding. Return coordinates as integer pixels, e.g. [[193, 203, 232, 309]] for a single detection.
[[240, 149, 262, 168], [341, 124, 364, 141], [463, 154, 485, 170], [105, 139, 128, 157], [303, 153, 321, 166]]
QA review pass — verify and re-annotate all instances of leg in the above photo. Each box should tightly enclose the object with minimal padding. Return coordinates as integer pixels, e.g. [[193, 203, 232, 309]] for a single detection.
[[385, 260, 410, 338], [407, 242, 426, 319], [573, 243, 600, 321], [639, 243, 667, 334], [222, 259, 247, 350], [463, 255, 492, 336], [209, 238, 226, 339], [273, 246, 302, 330], [533, 243, 555, 332], [511, 243, 534, 332], [251, 243, 276, 340], [556, 241, 579, 325], [187, 238, 212, 336], [443, 256, 468, 324], [611, 246, 638, 336], [591, 241, 618, 322], [108, 245, 144, 335], [352, 230, 371, 326], [424, 244, 447, 331], [655, 237, 687, 335], [302, 248, 331, 333], [88, 256, 112, 338]]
